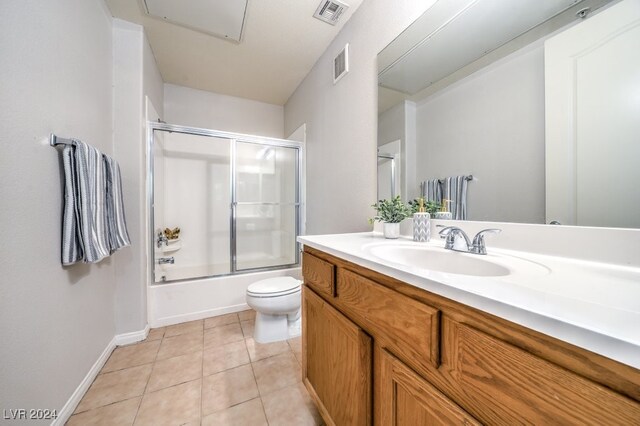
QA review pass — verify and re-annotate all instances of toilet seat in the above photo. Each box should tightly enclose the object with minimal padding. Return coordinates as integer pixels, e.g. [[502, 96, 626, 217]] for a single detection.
[[247, 277, 301, 298]]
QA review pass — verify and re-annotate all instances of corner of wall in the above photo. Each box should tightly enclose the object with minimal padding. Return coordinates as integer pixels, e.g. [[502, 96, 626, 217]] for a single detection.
[[403, 100, 417, 199], [112, 19, 148, 335]]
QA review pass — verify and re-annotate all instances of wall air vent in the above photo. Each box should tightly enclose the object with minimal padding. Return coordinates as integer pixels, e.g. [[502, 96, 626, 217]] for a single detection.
[[314, 0, 349, 25], [333, 43, 349, 84]]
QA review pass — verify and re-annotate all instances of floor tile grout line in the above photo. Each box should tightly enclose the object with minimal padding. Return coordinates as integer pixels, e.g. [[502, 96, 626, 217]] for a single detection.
[[200, 321, 205, 423], [260, 396, 271, 426], [132, 330, 163, 424], [151, 346, 203, 364], [144, 348, 204, 394], [74, 362, 157, 415], [163, 320, 204, 339], [201, 364, 256, 418], [100, 340, 162, 375], [131, 395, 144, 426], [202, 397, 265, 423], [132, 378, 203, 424], [68, 395, 143, 420], [247, 346, 271, 424], [203, 312, 241, 332], [252, 352, 302, 400]]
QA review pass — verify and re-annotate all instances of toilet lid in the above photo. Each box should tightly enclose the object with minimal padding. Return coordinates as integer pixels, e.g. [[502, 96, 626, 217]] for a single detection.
[[247, 276, 301, 297]]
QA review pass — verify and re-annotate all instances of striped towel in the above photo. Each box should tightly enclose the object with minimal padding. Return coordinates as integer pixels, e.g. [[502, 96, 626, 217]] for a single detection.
[[422, 179, 443, 204], [421, 176, 469, 220], [61, 145, 83, 264], [104, 154, 131, 253], [61, 140, 130, 265], [442, 176, 468, 220]]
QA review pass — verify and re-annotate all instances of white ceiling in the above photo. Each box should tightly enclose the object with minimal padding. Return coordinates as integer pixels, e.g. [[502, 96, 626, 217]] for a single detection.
[[105, 0, 363, 105], [378, 0, 579, 95]]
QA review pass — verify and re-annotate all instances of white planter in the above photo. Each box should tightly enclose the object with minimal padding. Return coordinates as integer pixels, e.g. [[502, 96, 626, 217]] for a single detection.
[[383, 222, 400, 239]]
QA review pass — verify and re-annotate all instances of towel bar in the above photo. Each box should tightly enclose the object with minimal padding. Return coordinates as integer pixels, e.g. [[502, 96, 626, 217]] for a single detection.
[[49, 133, 73, 147], [437, 175, 473, 183]]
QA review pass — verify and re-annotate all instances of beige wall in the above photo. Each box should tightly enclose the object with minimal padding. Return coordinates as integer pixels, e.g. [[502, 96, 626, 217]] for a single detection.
[[284, 0, 436, 235], [0, 0, 116, 419], [112, 20, 165, 335], [415, 42, 546, 224], [164, 84, 284, 138], [0, 2, 165, 417]]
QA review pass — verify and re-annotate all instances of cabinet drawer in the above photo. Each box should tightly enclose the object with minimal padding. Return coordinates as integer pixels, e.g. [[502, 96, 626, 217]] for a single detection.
[[336, 269, 440, 369], [302, 251, 335, 298], [449, 323, 640, 425]]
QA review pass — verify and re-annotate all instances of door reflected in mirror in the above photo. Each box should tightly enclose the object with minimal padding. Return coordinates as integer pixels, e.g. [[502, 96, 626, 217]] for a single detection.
[[377, 140, 400, 200]]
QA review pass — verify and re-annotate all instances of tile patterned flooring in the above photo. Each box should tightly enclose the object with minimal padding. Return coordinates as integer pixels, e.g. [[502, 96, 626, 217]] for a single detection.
[[68, 310, 322, 425]]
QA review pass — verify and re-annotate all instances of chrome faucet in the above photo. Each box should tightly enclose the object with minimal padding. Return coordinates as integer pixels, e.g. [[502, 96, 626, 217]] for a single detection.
[[471, 229, 502, 255], [158, 257, 175, 264], [437, 226, 501, 255], [437, 226, 472, 252]]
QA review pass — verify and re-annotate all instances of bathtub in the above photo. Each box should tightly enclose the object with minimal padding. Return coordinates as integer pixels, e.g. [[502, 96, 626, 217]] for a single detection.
[[148, 266, 302, 327]]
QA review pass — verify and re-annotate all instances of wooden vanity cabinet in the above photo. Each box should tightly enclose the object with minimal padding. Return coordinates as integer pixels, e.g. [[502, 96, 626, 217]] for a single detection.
[[301, 247, 640, 426], [302, 285, 372, 426]]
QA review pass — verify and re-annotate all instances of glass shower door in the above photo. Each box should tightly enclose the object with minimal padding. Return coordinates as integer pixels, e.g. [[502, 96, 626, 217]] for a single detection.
[[233, 141, 299, 271], [153, 130, 232, 282]]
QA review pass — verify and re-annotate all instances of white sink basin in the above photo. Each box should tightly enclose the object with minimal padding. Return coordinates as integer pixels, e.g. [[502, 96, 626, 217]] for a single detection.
[[365, 244, 549, 278]]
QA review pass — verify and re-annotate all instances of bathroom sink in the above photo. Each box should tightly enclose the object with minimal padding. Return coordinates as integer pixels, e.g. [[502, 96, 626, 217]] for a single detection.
[[365, 244, 549, 278]]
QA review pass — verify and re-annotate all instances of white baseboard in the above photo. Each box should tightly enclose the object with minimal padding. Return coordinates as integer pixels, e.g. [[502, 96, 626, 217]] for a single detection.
[[151, 303, 250, 328], [52, 337, 116, 426], [53, 325, 150, 425], [114, 324, 150, 346]]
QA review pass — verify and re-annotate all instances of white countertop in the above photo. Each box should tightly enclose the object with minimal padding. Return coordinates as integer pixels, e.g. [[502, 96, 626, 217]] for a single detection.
[[298, 232, 640, 369]]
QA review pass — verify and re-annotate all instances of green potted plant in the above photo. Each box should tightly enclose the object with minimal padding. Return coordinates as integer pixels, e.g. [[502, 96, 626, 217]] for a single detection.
[[408, 199, 441, 215], [371, 196, 412, 239]]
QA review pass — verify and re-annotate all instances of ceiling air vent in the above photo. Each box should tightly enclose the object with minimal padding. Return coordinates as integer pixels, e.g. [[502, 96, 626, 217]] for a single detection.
[[333, 43, 349, 84], [314, 0, 349, 25]]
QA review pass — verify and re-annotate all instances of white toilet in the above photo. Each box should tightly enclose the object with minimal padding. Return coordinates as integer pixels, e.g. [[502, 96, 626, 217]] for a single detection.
[[246, 276, 302, 343]]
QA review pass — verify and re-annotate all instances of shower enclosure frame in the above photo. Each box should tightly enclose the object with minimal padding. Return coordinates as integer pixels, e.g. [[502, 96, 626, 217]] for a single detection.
[[146, 122, 304, 284]]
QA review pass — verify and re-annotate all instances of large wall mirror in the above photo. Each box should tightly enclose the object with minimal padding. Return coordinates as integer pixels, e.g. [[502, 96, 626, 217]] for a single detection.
[[377, 0, 640, 228]]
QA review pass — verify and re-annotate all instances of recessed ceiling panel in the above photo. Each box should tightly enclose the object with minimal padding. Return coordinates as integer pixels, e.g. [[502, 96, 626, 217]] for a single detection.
[[143, 0, 248, 42]]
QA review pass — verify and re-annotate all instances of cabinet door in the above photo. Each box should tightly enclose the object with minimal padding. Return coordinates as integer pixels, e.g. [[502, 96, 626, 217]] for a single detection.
[[303, 286, 372, 426], [380, 349, 479, 426]]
